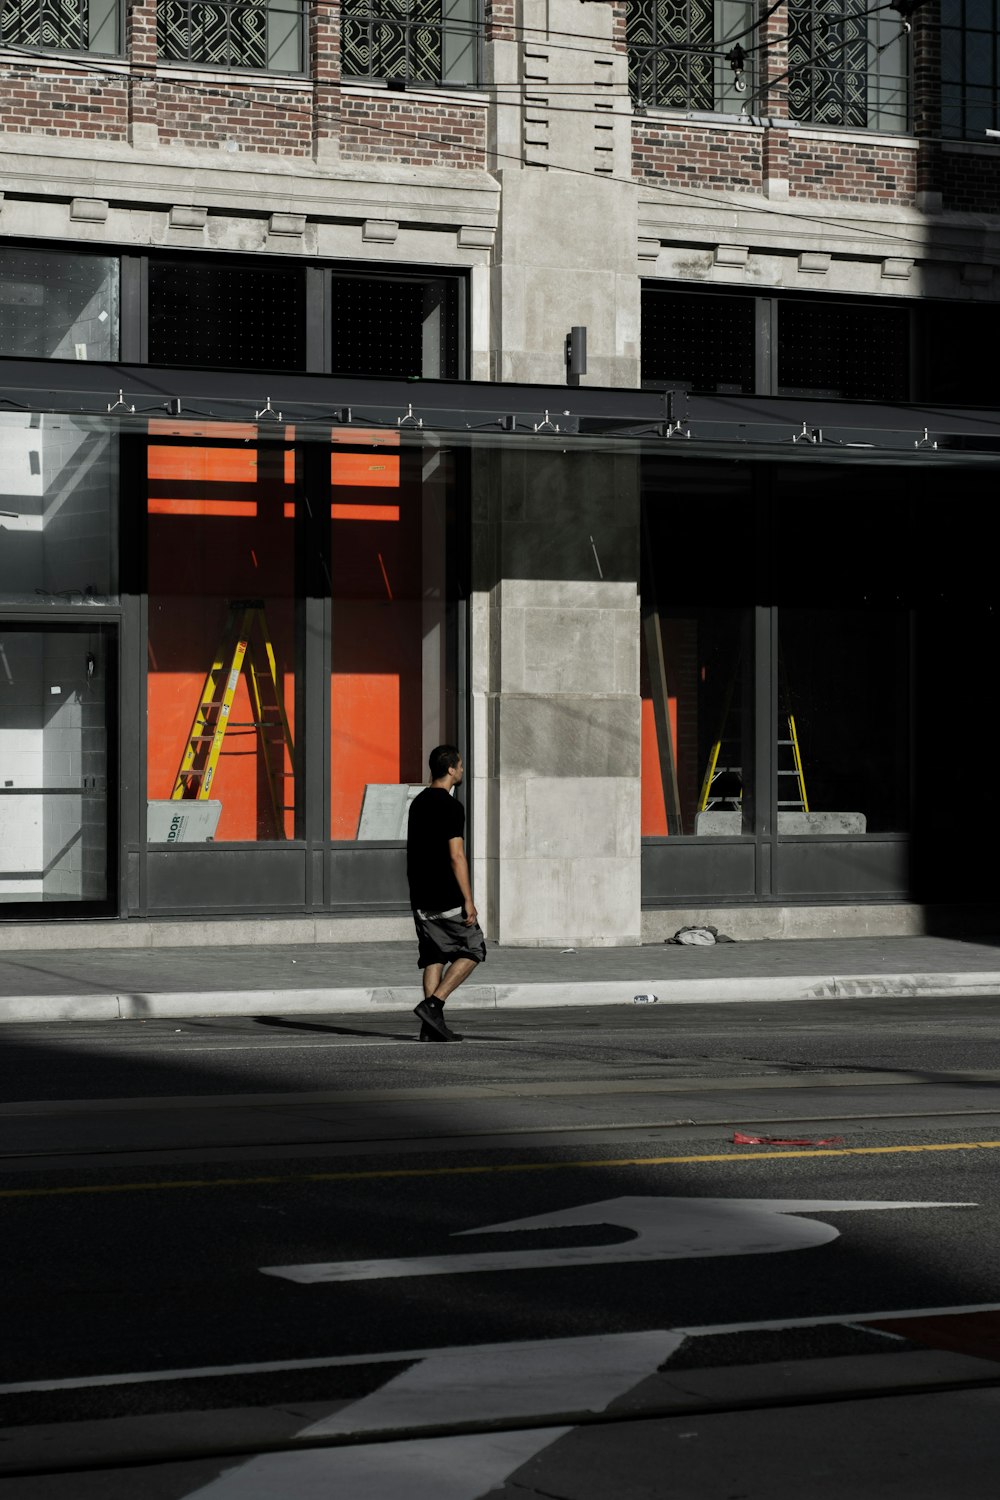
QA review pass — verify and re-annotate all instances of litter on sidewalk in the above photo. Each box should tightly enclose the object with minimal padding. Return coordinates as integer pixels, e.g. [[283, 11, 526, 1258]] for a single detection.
[[666, 925, 736, 945]]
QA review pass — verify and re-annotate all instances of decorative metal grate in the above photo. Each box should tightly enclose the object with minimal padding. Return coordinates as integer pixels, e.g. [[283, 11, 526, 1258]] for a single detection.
[[627, 0, 715, 111], [0, 0, 88, 49], [787, 0, 909, 132], [627, 0, 754, 115], [341, 0, 479, 86], [158, 0, 266, 68]]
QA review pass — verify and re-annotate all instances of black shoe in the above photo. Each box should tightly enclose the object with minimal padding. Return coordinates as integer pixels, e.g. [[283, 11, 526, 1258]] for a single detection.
[[419, 1020, 463, 1042], [414, 997, 461, 1041]]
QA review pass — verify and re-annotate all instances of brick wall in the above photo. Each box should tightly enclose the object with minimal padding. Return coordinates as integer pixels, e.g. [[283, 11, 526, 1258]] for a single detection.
[[340, 93, 487, 168], [632, 122, 763, 191], [0, 62, 128, 140], [155, 79, 313, 154], [787, 139, 918, 204], [938, 149, 1000, 212]]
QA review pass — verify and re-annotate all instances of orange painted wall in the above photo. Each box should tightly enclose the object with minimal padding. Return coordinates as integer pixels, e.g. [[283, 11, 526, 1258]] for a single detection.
[[329, 450, 423, 838]]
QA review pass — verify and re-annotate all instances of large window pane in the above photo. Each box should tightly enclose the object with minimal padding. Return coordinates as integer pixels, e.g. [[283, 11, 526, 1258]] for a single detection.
[[0, 623, 114, 906], [0, 247, 118, 361], [157, 0, 303, 70], [330, 275, 460, 380], [0, 413, 118, 605], [146, 432, 299, 843], [641, 288, 755, 393], [774, 474, 910, 835], [331, 436, 456, 839], [777, 300, 910, 400], [148, 258, 306, 371], [641, 467, 754, 837]]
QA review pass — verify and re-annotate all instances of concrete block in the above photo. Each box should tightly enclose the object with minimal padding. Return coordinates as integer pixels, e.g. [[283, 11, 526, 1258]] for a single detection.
[[169, 206, 208, 230], [458, 225, 495, 248], [363, 219, 399, 243], [498, 854, 640, 946], [496, 694, 640, 778], [715, 245, 749, 268], [70, 199, 109, 223], [799, 251, 830, 274], [268, 213, 306, 237], [520, 606, 621, 695], [522, 776, 629, 859], [882, 258, 914, 280]]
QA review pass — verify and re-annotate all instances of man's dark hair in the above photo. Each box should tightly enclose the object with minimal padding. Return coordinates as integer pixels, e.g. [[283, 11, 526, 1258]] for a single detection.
[[429, 744, 461, 779]]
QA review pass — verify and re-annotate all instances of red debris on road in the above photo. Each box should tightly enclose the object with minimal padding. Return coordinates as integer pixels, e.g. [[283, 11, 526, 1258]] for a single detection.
[[732, 1132, 847, 1146]]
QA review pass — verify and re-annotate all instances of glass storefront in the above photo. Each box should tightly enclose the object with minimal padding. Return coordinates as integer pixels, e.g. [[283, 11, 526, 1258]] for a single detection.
[[330, 433, 456, 840], [0, 622, 116, 907], [640, 458, 916, 904], [0, 411, 118, 605], [145, 427, 299, 844]]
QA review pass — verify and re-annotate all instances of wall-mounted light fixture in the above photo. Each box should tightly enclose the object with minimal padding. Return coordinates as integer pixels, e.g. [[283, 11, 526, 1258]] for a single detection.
[[566, 326, 587, 387]]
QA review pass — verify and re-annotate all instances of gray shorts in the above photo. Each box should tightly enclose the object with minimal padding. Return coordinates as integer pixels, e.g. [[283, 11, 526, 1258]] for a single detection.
[[414, 907, 487, 969]]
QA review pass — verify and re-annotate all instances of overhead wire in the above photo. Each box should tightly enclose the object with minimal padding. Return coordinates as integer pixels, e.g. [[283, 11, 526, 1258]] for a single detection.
[[0, 2, 996, 265]]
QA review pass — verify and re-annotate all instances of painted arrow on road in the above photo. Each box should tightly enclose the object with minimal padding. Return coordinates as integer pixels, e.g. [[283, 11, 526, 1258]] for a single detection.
[[261, 1195, 975, 1284]]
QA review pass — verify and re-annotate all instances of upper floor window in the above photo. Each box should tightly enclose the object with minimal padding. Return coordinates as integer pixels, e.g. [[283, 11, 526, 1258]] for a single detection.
[[626, 0, 908, 131], [940, 0, 999, 138], [0, 0, 120, 53], [341, 0, 480, 87], [627, 0, 754, 114], [787, 0, 909, 132], [157, 0, 303, 71]]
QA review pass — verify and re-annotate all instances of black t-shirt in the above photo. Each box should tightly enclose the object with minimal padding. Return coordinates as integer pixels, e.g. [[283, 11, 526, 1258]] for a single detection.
[[406, 787, 465, 912]]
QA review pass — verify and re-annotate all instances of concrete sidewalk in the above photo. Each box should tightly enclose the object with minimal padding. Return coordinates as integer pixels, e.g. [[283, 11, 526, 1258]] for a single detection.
[[1, 932, 999, 1022]]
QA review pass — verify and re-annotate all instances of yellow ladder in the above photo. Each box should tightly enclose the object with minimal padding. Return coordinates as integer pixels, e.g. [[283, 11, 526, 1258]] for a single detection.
[[777, 713, 809, 813], [171, 600, 295, 837]]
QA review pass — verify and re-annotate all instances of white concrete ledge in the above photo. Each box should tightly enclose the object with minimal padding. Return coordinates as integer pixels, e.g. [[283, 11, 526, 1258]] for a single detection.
[[2, 971, 999, 1023]]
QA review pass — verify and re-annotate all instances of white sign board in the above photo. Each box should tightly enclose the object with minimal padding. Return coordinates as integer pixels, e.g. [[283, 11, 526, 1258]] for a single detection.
[[147, 800, 223, 843]]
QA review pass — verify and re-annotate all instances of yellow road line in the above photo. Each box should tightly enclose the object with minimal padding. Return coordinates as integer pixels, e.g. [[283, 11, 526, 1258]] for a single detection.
[[2, 1139, 1000, 1201]]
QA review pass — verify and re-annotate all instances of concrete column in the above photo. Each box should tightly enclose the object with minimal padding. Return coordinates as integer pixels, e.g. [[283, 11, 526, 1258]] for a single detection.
[[487, 0, 639, 386], [471, 447, 641, 947]]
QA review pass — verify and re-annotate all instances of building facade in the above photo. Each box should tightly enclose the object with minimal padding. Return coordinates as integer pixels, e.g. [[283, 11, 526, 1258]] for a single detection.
[[2, 0, 999, 944]]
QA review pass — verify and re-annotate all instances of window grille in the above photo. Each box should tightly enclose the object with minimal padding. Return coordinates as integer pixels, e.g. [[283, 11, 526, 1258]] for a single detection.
[[940, 0, 1000, 138], [787, 0, 909, 132], [148, 259, 306, 370], [626, 0, 754, 115], [341, 0, 480, 87], [157, 0, 302, 71], [0, 0, 119, 52]]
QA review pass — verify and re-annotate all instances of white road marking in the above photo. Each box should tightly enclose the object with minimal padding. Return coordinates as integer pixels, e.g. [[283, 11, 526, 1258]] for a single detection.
[[185, 1430, 564, 1500], [261, 1194, 975, 1283], [181, 1332, 677, 1498], [9, 1299, 1000, 1397]]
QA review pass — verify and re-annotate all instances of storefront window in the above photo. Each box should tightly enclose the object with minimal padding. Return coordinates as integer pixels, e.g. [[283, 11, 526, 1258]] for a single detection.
[[0, 413, 118, 604], [774, 473, 911, 835], [777, 610, 910, 834], [146, 428, 299, 843], [0, 623, 115, 907], [641, 472, 754, 837], [331, 434, 456, 839], [0, 247, 118, 361]]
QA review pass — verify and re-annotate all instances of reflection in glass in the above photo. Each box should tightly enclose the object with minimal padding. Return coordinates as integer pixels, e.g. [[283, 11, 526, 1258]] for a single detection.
[[330, 437, 455, 840], [641, 478, 754, 837], [146, 432, 298, 843], [0, 247, 118, 360], [0, 624, 112, 904], [0, 413, 118, 605], [778, 609, 910, 835]]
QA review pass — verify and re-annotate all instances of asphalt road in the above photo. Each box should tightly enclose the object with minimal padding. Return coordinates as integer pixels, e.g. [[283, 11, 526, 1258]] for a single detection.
[[4, 995, 1000, 1497]]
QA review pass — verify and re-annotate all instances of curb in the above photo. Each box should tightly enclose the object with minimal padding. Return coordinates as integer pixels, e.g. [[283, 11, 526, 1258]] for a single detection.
[[0, 971, 998, 1023]]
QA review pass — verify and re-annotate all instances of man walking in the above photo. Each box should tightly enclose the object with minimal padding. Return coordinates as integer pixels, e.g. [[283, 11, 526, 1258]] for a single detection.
[[407, 745, 485, 1042]]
